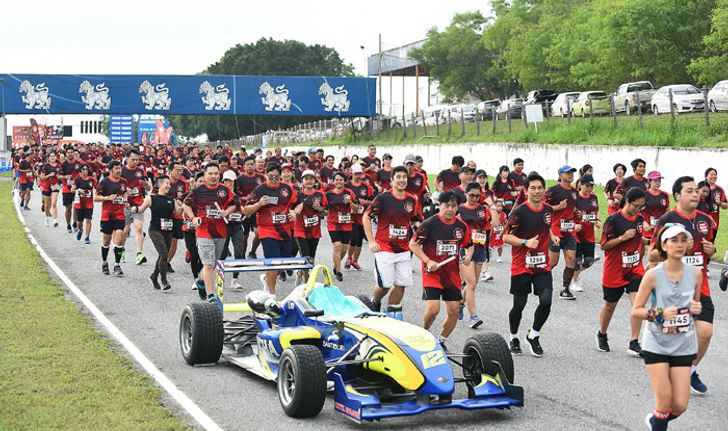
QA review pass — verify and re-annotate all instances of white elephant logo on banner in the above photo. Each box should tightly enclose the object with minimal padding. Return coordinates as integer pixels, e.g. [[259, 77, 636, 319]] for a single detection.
[[199, 81, 231, 111], [139, 80, 172, 110], [19, 80, 52, 110], [259, 82, 291, 111], [319, 82, 350, 112], [79, 80, 111, 110]]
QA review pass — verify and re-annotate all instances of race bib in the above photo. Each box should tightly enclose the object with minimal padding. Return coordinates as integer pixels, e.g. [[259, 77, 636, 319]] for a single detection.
[[436, 240, 457, 256], [112, 196, 124, 205], [184, 219, 196, 229], [271, 213, 287, 224], [337, 213, 351, 224], [493, 225, 505, 234], [388, 225, 408, 239], [27, 172, 34, 179], [303, 215, 319, 227], [621, 252, 640, 267], [128, 188, 140, 196], [77, 190, 91, 198], [525, 253, 546, 267], [73, 193, 80, 204], [160, 218, 173, 231], [560, 219, 575, 232], [662, 308, 691, 333], [228, 213, 243, 222], [51, 183, 61, 191], [682, 254, 704, 267], [650, 216, 658, 227], [357, 205, 365, 214], [206, 207, 222, 219], [582, 213, 597, 222], [472, 231, 488, 245], [66, 179, 73, 187]]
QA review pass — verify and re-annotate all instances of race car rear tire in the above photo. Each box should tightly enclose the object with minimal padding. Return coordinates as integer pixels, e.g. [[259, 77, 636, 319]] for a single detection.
[[277, 345, 327, 418], [463, 332, 515, 385], [354, 294, 375, 311], [179, 302, 224, 365]]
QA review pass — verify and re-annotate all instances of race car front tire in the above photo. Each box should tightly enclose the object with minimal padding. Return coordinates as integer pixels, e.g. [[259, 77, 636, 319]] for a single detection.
[[179, 302, 224, 365], [277, 345, 327, 418], [462, 332, 515, 388]]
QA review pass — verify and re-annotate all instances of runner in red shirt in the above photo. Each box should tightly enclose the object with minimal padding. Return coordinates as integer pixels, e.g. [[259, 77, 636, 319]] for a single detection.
[[376, 153, 393, 192], [183, 163, 236, 306], [345, 164, 374, 272], [293, 170, 328, 284], [605, 163, 627, 215], [435, 156, 463, 192], [598, 187, 646, 355], [72, 164, 96, 243], [615, 158, 649, 199], [121, 148, 152, 265], [319, 155, 338, 190], [649, 176, 717, 394], [411, 190, 473, 350], [39, 152, 61, 226], [166, 161, 189, 273], [235, 156, 266, 259], [571, 175, 601, 292], [94, 160, 128, 277], [405, 154, 429, 211], [545, 165, 580, 300], [451, 166, 475, 204], [508, 158, 527, 192], [17, 152, 36, 210], [503, 173, 559, 357], [705, 167, 727, 241], [491, 166, 518, 214], [490, 200, 507, 263], [325, 172, 358, 281], [364, 166, 422, 311], [642, 171, 671, 243], [361, 144, 381, 186], [59, 148, 85, 233], [244, 163, 298, 294]]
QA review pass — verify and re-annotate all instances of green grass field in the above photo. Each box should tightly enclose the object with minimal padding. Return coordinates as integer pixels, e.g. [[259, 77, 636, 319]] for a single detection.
[[323, 111, 728, 148], [0, 182, 188, 431], [425, 175, 728, 261]]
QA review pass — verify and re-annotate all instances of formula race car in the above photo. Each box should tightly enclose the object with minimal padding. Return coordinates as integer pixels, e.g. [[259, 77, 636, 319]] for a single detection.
[[179, 261, 523, 422]]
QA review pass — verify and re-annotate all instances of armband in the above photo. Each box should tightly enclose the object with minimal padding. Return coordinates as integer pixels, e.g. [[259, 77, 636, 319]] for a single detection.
[[646, 307, 664, 324]]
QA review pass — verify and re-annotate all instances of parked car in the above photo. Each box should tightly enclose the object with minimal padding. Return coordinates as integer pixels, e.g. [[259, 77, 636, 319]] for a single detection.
[[650, 85, 704, 115], [613, 81, 657, 114], [708, 80, 728, 112], [418, 104, 447, 126], [496, 98, 524, 120], [477, 99, 501, 119], [439, 104, 477, 123], [571, 91, 610, 117], [525, 89, 558, 104], [550, 92, 580, 117]]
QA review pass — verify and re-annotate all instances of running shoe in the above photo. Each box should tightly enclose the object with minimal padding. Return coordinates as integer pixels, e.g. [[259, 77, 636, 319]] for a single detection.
[[496, 257, 503, 263], [469, 314, 483, 329], [706, 269, 711, 278], [526, 334, 543, 357], [148, 274, 161, 290], [53, 219, 58, 227], [84, 237, 90, 245], [480, 271, 494, 281], [279, 271, 287, 282], [231, 278, 244, 290], [351, 260, 362, 271], [101, 262, 109, 275], [120, 249, 126, 264], [570, 282, 583, 292], [44, 217, 49, 227], [208, 295, 224, 316], [458, 303, 465, 320], [371, 298, 382, 312], [509, 338, 522, 355], [185, 250, 191, 263], [195, 279, 207, 300], [334, 270, 343, 282], [644, 413, 655, 430], [247, 251, 257, 259], [259, 274, 269, 292], [67, 225, 73, 234], [161, 279, 172, 291], [438, 337, 448, 352], [596, 332, 610, 352], [344, 257, 352, 270], [628, 339, 642, 357], [691, 371, 708, 394], [113, 264, 124, 277], [167, 265, 175, 274], [23, 206, 30, 211], [76, 230, 83, 241], [559, 289, 576, 300], [720, 268, 728, 292], [136, 253, 147, 265]]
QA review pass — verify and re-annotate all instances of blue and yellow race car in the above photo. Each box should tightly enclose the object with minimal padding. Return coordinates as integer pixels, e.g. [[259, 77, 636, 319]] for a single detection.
[[179, 261, 523, 422]]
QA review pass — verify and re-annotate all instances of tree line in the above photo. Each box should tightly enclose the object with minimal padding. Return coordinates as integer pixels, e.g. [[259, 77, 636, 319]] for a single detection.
[[410, 0, 728, 101]]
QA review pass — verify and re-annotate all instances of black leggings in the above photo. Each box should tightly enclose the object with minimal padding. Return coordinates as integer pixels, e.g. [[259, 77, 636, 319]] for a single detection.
[[184, 231, 203, 279], [149, 230, 172, 282], [509, 288, 553, 334], [296, 237, 320, 262]]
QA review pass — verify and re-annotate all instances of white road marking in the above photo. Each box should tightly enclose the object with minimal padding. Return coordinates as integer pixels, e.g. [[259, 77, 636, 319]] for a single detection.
[[12, 193, 223, 431]]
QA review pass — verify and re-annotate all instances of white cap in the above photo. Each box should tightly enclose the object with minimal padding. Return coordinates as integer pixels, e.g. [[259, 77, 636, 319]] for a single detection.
[[351, 163, 363, 174], [255, 155, 265, 162], [301, 169, 316, 178], [661, 224, 692, 242], [222, 170, 237, 182]]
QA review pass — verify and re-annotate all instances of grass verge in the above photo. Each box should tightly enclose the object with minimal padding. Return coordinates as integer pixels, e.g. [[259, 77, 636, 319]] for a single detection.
[[0, 182, 188, 431]]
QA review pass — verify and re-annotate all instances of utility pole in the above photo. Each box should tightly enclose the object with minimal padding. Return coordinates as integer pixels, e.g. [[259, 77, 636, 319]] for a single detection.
[[378, 34, 383, 117]]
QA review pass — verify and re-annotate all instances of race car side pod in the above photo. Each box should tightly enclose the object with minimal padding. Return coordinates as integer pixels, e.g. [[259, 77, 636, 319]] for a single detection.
[[324, 334, 382, 374]]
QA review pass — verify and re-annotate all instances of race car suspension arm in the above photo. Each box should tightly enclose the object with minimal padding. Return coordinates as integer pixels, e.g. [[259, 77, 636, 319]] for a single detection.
[[325, 334, 374, 374]]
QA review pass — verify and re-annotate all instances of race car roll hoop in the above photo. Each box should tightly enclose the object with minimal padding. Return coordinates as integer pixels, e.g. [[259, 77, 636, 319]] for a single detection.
[[179, 259, 524, 423]]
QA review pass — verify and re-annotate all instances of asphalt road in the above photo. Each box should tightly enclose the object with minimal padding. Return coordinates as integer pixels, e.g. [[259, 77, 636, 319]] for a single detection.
[[19, 191, 728, 430]]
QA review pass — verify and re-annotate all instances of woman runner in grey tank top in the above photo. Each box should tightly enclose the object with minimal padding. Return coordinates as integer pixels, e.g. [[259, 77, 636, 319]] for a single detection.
[[631, 225, 702, 431]]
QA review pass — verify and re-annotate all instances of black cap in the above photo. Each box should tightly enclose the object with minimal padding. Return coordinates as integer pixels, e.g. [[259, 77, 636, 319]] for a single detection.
[[383, 153, 393, 160], [415, 155, 424, 162], [459, 166, 475, 174], [580, 174, 595, 186], [475, 169, 487, 177]]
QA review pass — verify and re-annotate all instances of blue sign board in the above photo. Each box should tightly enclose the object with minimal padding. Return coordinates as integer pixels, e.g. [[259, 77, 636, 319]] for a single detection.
[[109, 115, 134, 144], [0, 74, 376, 117]]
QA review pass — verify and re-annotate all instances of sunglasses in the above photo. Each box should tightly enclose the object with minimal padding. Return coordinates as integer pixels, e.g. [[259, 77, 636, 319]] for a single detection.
[[468, 193, 481, 198]]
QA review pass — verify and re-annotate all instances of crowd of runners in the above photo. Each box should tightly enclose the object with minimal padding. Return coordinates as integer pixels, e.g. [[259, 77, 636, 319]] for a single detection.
[[11, 141, 728, 430]]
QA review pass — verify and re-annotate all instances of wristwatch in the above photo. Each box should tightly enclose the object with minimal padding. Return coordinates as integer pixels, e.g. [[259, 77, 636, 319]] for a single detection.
[[521, 239, 527, 246]]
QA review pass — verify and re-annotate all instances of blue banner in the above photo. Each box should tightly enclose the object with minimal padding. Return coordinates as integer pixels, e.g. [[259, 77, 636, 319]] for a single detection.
[[109, 115, 134, 144], [0, 74, 376, 117]]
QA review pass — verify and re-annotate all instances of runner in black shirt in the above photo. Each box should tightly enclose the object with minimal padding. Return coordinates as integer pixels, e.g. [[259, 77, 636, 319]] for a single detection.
[[435, 156, 464, 192], [545, 165, 579, 300], [508, 157, 527, 192]]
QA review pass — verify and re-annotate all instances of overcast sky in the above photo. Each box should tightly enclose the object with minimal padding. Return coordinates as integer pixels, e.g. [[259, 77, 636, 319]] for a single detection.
[[1, 0, 490, 77]]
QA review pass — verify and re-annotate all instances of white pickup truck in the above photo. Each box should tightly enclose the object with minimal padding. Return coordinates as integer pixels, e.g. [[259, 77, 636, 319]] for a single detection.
[[613, 81, 657, 114]]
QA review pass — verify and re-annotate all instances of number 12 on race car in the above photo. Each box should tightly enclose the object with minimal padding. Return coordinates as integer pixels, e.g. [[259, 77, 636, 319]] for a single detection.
[[421, 350, 447, 369]]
